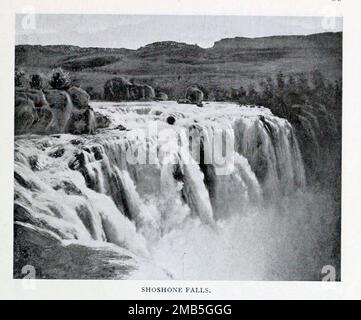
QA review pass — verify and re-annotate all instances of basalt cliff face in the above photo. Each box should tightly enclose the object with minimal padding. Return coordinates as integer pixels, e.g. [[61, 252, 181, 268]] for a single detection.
[[15, 87, 97, 135]]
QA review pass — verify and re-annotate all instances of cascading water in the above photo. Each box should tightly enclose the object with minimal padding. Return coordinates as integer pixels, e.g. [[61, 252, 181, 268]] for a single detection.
[[14, 101, 340, 280]]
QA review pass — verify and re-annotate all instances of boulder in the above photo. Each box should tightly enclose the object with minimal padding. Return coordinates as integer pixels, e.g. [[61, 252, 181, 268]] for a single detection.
[[95, 112, 111, 129], [104, 77, 132, 101], [44, 89, 73, 132], [66, 108, 96, 135], [129, 84, 155, 101], [45, 89, 70, 111], [15, 89, 55, 134], [139, 84, 155, 100], [48, 147, 65, 158], [177, 98, 191, 104], [185, 86, 204, 104], [166, 115, 176, 125], [67, 87, 90, 110], [16, 89, 48, 108], [14, 88, 98, 135], [32, 105, 54, 134], [115, 124, 127, 131], [156, 92, 168, 101], [13, 221, 137, 279], [15, 96, 38, 135], [103, 77, 155, 101]]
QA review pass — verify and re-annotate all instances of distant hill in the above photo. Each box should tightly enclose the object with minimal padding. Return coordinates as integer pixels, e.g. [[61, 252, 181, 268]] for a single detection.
[[15, 32, 342, 99], [212, 32, 342, 49]]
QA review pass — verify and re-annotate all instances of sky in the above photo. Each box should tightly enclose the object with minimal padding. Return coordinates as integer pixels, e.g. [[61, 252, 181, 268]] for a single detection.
[[15, 15, 343, 49]]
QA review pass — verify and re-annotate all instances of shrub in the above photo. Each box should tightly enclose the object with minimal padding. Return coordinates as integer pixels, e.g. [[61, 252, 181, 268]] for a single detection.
[[49, 67, 71, 90], [30, 74, 46, 90], [15, 69, 29, 88]]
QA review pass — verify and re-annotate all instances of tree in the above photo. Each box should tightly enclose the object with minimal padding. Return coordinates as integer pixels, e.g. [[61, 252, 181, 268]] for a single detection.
[[239, 86, 247, 98], [15, 69, 29, 88], [310, 70, 328, 104], [311, 69, 326, 91], [276, 71, 285, 92], [30, 74, 46, 90], [286, 74, 297, 93], [246, 83, 259, 105], [334, 79, 342, 107], [259, 77, 274, 104], [49, 68, 71, 90], [295, 73, 310, 104]]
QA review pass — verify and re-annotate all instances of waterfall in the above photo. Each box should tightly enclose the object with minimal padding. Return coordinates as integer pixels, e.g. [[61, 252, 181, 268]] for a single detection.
[[14, 101, 338, 280]]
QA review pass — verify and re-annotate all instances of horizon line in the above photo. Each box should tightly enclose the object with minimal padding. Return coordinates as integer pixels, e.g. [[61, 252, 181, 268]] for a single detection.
[[15, 30, 342, 51]]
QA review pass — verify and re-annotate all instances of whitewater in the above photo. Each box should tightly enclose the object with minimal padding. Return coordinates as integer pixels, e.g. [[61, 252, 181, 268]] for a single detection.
[[14, 101, 339, 280]]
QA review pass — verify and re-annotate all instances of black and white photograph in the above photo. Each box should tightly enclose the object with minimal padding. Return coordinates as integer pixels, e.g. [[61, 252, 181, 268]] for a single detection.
[[13, 13, 342, 282]]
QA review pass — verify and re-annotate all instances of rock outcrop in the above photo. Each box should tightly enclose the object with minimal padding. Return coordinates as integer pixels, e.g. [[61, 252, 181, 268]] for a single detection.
[[103, 77, 155, 101], [103, 77, 131, 101], [66, 108, 96, 135], [156, 92, 168, 101], [15, 87, 96, 135], [67, 87, 90, 110], [14, 221, 136, 279], [139, 84, 155, 100], [16, 89, 48, 108], [185, 86, 204, 105], [94, 112, 111, 129], [15, 95, 38, 134], [44, 89, 73, 132]]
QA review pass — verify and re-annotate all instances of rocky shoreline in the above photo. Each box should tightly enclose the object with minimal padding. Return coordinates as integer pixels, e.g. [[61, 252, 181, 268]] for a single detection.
[[15, 86, 97, 135], [15, 72, 207, 135]]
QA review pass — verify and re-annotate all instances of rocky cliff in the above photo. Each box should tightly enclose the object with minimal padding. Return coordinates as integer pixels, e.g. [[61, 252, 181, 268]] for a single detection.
[[103, 77, 155, 101], [15, 86, 97, 135]]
